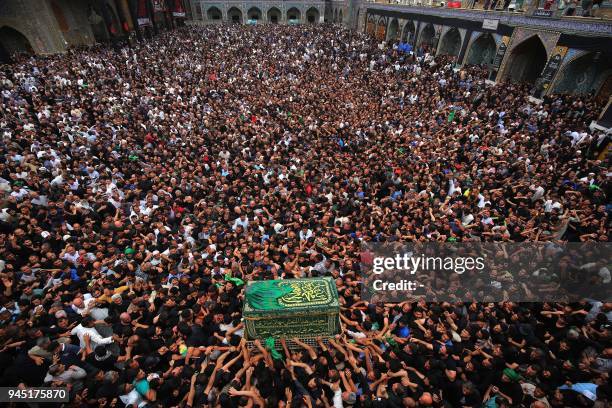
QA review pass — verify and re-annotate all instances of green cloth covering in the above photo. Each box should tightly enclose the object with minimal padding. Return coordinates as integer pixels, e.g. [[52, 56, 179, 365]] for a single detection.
[[224, 274, 245, 286], [246, 280, 294, 310], [265, 337, 283, 360], [447, 110, 455, 123], [243, 277, 340, 340]]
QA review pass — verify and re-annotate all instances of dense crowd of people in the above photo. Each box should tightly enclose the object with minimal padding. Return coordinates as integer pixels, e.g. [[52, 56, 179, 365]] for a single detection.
[[0, 23, 610, 407]]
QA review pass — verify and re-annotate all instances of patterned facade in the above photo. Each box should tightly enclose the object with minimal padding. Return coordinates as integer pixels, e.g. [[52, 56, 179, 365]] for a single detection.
[[190, 1, 339, 24], [362, 4, 612, 97]]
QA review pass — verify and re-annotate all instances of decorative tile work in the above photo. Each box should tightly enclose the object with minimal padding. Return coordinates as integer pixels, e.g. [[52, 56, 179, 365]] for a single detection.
[[509, 27, 560, 60], [366, 4, 612, 35]]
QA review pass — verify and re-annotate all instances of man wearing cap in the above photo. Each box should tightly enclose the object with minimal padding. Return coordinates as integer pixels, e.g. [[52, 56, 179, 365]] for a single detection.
[[484, 368, 524, 406]]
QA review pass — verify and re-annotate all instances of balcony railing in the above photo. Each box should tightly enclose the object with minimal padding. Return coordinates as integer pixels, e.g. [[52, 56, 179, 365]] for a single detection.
[[365, 0, 612, 20]]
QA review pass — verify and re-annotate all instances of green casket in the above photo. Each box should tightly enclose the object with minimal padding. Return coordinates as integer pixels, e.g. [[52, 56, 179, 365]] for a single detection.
[[243, 277, 340, 340]]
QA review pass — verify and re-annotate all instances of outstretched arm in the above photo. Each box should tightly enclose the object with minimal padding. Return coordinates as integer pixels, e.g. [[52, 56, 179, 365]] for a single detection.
[[292, 337, 317, 360]]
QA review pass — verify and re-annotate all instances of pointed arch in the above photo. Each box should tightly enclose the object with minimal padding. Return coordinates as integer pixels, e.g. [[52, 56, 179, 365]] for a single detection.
[[366, 14, 376, 35], [0, 25, 33, 61], [306, 7, 320, 24], [418, 23, 435, 48], [465, 33, 497, 66], [227, 7, 243, 24], [401, 21, 415, 44], [438, 27, 461, 57], [206, 6, 222, 21], [247, 7, 262, 21], [502, 35, 548, 84], [387, 18, 399, 42], [287, 7, 301, 23], [552, 52, 612, 96], [267, 7, 281, 24], [375, 17, 387, 41]]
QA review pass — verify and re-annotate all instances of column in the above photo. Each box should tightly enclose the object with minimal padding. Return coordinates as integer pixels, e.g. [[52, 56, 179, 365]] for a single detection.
[[115, 0, 135, 31], [456, 30, 472, 66]]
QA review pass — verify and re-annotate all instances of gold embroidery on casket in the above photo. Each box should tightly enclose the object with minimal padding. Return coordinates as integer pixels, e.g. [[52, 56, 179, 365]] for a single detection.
[[277, 280, 332, 307]]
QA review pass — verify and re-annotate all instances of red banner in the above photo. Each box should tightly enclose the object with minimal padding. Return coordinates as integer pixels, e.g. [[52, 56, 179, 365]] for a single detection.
[[137, 0, 151, 26], [172, 0, 186, 17]]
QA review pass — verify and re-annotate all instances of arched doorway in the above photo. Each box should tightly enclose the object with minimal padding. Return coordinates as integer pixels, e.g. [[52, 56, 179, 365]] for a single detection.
[[401, 21, 415, 44], [267, 7, 281, 24], [387, 18, 399, 42], [438, 28, 461, 56], [0, 26, 33, 61], [466, 33, 497, 66], [552, 52, 612, 96], [306, 7, 319, 24], [333, 9, 338, 23], [287, 7, 301, 23], [227, 7, 243, 24], [375, 17, 387, 41], [338, 10, 343, 23], [418, 23, 435, 48], [366, 15, 376, 35], [207, 6, 222, 21], [503, 35, 548, 85], [247, 7, 262, 22]]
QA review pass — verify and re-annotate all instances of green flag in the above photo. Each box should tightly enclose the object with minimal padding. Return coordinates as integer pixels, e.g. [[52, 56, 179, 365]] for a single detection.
[[447, 110, 455, 123], [224, 274, 245, 286], [265, 337, 283, 360]]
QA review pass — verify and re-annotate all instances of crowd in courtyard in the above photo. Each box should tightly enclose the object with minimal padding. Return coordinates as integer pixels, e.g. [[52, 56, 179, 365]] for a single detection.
[[0, 24, 610, 407]]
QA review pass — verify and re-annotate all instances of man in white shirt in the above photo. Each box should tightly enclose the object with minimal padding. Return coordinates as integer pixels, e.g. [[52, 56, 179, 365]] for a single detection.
[[70, 316, 113, 349], [71, 295, 97, 316], [232, 214, 249, 231], [299, 226, 313, 241]]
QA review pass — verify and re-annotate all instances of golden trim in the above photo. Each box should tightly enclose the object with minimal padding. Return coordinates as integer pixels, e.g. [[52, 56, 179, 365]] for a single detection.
[[244, 311, 338, 320]]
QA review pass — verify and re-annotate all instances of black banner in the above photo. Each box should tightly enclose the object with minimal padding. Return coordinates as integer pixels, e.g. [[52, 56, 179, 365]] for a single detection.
[[491, 41, 507, 69], [539, 52, 564, 90]]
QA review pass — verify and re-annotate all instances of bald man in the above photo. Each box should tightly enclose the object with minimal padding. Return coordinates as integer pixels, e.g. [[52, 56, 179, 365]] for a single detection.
[[419, 392, 433, 406]]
